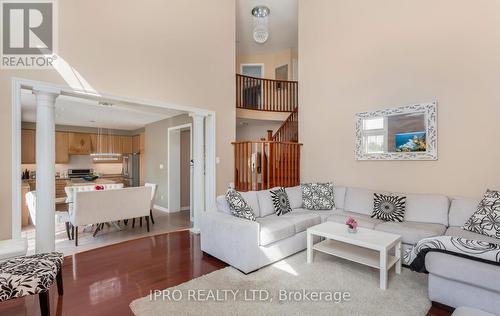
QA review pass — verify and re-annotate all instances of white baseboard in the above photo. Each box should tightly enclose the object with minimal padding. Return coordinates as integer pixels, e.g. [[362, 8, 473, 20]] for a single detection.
[[153, 204, 169, 213], [180, 206, 190, 211]]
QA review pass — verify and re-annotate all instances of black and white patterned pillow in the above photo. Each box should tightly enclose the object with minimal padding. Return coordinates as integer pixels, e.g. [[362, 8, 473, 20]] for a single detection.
[[463, 189, 500, 239], [225, 189, 256, 221], [271, 187, 292, 216], [302, 182, 335, 210], [371, 193, 406, 222]]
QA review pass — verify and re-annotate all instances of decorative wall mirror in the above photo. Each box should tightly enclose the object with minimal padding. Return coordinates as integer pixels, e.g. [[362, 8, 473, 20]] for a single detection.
[[355, 101, 437, 160]]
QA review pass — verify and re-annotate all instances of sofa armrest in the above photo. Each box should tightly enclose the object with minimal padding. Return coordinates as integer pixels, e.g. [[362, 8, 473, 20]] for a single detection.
[[200, 211, 261, 273], [426, 251, 500, 293]]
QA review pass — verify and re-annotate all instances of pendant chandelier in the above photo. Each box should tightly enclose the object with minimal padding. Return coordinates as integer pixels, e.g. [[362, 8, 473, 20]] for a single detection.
[[91, 102, 121, 161], [252, 6, 270, 44]]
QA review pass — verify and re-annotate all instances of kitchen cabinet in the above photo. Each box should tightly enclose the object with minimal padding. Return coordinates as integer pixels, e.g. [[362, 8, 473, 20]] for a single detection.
[[132, 135, 140, 153], [68, 132, 92, 154], [21, 129, 36, 164], [55, 132, 69, 163], [121, 136, 133, 154]]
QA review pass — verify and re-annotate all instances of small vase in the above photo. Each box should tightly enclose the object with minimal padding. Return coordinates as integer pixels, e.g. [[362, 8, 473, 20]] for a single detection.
[[347, 226, 357, 234]]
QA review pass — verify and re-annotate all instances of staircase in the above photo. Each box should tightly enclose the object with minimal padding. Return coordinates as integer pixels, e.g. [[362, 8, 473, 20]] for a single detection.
[[234, 74, 301, 191]]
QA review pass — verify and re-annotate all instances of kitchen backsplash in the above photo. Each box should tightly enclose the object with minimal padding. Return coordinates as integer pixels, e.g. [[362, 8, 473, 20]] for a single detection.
[[22, 155, 123, 175]]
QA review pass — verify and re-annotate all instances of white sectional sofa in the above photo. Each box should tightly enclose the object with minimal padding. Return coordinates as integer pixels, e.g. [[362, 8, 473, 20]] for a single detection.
[[201, 185, 500, 313], [201, 185, 450, 273], [425, 197, 500, 314]]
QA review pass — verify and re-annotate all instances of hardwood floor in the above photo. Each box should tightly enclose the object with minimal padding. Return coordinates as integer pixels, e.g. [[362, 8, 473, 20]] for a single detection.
[[0, 230, 452, 316], [0, 231, 226, 316]]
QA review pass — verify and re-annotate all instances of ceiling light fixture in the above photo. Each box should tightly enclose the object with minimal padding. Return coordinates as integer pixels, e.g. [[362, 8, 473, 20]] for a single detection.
[[252, 5, 270, 44]]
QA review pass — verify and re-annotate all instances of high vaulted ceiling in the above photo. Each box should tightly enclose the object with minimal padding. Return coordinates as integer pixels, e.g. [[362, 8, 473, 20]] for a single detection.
[[236, 0, 298, 56], [21, 91, 185, 131]]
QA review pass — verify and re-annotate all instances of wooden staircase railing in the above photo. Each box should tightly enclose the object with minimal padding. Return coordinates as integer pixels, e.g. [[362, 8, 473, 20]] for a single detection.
[[232, 141, 302, 192], [273, 107, 298, 142], [236, 74, 298, 112]]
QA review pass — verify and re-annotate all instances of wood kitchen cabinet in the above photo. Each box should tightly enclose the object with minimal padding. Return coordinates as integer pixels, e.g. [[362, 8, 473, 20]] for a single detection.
[[55, 132, 69, 163], [21, 129, 36, 164], [121, 136, 133, 154], [68, 132, 92, 154], [132, 135, 140, 153]]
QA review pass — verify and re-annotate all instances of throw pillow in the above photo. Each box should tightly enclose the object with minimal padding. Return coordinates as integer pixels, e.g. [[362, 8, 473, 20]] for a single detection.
[[463, 189, 500, 239], [270, 187, 292, 216], [225, 189, 256, 221], [302, 182, 335, 210], [371, 193, 406, 222]]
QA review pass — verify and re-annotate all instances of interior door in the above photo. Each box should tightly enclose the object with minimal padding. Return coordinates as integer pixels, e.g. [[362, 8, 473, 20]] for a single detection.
[[240, 64, 263, 109]]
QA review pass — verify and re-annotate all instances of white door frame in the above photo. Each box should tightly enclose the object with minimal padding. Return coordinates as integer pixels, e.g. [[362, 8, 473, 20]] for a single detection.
[[240, 63, 265, 78], [11, 77, 216, 239], [167, 123, 192, 216]]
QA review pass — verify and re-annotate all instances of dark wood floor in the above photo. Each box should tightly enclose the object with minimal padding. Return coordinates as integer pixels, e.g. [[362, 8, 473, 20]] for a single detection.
[[0, 230, 451, 316], [0, 231, 226, 316]]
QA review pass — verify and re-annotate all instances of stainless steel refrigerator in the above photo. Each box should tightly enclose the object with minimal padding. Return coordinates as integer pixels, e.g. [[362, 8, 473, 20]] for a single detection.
[[123, 154, 140, 187]]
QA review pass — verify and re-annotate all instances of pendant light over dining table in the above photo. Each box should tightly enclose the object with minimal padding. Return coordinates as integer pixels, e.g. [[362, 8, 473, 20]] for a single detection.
[[90, 102, 122, 161]]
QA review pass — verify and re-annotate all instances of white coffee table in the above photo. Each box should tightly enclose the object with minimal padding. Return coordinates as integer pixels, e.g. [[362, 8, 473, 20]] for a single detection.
[[306, 222, 402, 290]]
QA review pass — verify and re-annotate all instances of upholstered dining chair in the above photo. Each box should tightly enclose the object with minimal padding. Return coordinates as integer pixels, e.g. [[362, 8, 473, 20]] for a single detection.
[[132, 183, 157, 227], [25, 191, 72, 240]]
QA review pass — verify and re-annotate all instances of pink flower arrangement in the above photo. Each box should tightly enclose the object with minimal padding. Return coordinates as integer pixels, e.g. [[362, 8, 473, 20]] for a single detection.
[[346, 217, 358, 230]]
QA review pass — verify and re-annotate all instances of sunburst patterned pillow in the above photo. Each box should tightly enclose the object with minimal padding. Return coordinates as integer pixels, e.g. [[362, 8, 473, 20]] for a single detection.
[[270, 187, 292, 216], [371, 193, 406, 222]]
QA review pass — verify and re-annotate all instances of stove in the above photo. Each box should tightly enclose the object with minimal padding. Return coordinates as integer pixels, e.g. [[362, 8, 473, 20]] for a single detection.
[[67, 168, 93, 179]]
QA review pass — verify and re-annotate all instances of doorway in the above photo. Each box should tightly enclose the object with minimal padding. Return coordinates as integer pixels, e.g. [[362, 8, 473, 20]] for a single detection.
[[11, 78, 216, 254], [167, 123, 193, 219]]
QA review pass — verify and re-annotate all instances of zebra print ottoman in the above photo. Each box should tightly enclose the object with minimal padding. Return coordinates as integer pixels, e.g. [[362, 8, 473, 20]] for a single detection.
[[0, 252, 64, 316]]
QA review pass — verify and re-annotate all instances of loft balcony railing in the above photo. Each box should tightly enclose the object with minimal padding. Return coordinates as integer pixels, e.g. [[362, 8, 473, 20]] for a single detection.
[[232, 141, 302, 192], [236, 74, 298, 112]]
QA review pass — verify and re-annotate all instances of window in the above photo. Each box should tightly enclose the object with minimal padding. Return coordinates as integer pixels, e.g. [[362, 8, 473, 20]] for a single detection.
[[362, 117, 387, 154]]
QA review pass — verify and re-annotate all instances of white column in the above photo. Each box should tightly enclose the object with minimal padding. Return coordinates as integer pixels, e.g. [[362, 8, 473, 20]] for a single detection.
[[190, 113, 205, 234], [34, 89, 59, 253]]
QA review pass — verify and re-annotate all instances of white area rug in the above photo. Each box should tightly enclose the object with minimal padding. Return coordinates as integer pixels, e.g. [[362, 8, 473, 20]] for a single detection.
[[130, 251, 430, 316]]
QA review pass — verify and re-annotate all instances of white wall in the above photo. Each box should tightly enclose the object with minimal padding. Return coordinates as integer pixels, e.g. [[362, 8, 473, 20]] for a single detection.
[[0, 0, 235, 239], [299, 0, 500, 198]]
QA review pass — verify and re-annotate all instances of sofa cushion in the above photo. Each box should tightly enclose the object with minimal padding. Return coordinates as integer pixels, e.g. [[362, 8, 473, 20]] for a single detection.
[[334, 186, 347, 209], [280, 212, 321, 233], [327, 210, 384, 229], [372, 193, 406, 222], [285, 186, 303, 209], [302, 182, 335, 210], [216, 195, 231, 215], [256, 215, 296, 246], [271, 187, 292, 216], [375, 221, 446, 245], [240, 191, 261, 217], [449, 197, 481, 227], [463, 190, 500, 239], [225, 190, 256, 221], [344, 187, 389, 216], [445, 227, 500, 245], [397, 192, 450, 226], [292, 208, 337, 222], [256, 190, 275, 217]]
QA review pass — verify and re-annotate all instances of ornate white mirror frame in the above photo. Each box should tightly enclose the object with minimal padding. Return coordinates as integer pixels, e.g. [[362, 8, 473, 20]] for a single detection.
[[355, 101, 437, 160]]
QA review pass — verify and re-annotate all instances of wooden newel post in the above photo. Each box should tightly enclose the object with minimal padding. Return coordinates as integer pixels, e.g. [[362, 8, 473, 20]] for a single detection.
[[267, 130, 273, 141]]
